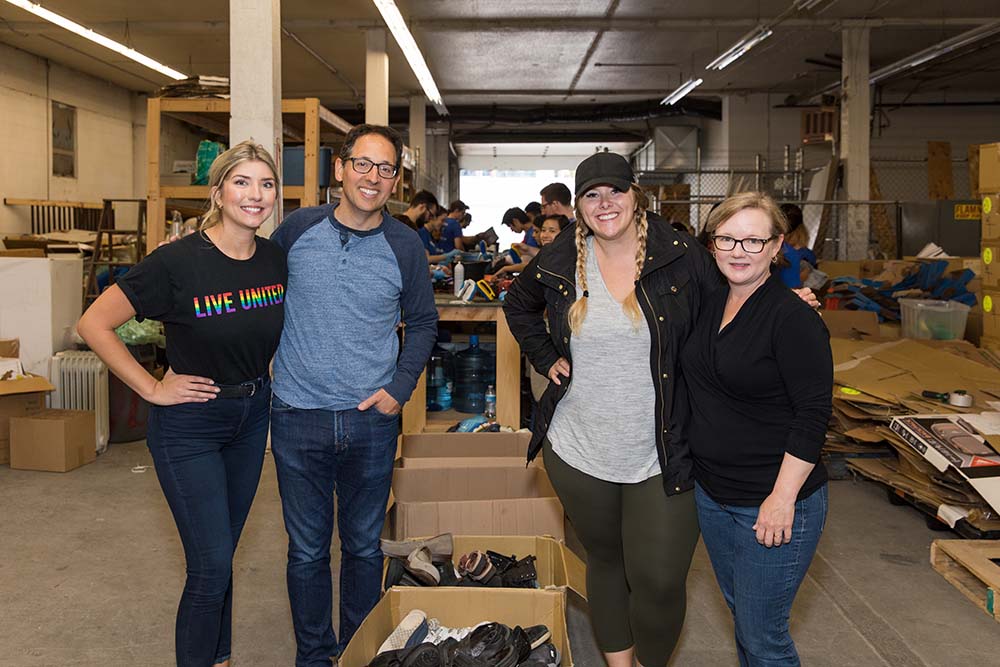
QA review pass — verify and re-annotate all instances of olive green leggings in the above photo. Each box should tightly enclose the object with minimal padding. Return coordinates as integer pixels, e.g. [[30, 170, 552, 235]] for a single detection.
[[544, 440, 700, 666]]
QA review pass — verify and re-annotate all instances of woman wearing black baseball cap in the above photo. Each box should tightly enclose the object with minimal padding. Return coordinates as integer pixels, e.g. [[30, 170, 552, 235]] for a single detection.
[[504, 152, 814, 666]]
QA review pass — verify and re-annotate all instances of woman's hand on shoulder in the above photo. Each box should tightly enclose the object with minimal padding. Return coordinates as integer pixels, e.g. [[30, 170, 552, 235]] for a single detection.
[[146, 368, 220, 405], [547, 358, 571, 385], [791, 287, 819, 309]]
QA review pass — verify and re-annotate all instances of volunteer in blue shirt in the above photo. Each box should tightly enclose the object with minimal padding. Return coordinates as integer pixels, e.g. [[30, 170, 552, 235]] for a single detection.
[[777, 203, 817, 288], [269, 124, 438, 666]]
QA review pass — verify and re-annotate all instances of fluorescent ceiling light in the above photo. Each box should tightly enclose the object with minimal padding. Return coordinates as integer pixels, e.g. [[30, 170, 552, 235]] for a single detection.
[[661, 77, 704, 105], [371, 0, 448, 115], [5, 0, 186, 80], [794, 0, 828, 10], [706, 26, 773, 71], [869, 19, 1000, 85]]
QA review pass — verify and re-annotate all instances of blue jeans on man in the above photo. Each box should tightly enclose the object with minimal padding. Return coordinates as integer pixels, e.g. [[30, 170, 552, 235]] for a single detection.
[[270, 395, 399, 666], [695, 482, 828, 667], [146, 382, 271, 667]]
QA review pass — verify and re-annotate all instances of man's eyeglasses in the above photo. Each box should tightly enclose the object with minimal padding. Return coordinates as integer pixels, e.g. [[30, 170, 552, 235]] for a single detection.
[[711, 235, 776, 254], [345, 157, 398, 179]]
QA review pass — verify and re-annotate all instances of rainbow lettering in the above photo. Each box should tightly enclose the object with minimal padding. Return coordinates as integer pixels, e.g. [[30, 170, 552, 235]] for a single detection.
[[193, 283, 285, 318]]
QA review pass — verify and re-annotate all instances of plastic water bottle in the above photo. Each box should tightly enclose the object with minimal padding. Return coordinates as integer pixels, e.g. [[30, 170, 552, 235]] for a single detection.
[[454, 335, 495, 413], [170, 210, 183, 239], [484, 384, 496, 420], [453, 261, 465, 297]]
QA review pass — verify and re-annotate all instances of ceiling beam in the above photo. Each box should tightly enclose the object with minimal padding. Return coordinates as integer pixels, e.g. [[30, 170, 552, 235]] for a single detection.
[[3, 17, 995, 35]]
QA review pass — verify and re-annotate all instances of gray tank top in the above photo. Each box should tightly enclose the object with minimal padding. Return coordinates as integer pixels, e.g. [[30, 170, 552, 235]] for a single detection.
[[548, 237, 660, 483]]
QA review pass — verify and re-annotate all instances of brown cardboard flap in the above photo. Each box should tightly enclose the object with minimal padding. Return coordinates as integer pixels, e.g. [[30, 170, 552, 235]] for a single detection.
[[822, 310, 880, 338], [392, 467, 556, 502], [0, 339, 19, 358], [395, 497, 565, 541], [0, 373, 55, 397], [400, 432, 530, 459]]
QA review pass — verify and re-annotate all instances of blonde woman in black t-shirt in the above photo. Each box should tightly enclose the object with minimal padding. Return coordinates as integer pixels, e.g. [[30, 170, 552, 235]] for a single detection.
[[78, 141, 287, 667]]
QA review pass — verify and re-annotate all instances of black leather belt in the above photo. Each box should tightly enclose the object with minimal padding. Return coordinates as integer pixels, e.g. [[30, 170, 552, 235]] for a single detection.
[[215, 375, 268, 399]]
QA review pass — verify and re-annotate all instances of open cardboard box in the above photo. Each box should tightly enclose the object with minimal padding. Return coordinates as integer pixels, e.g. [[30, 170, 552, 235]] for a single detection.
[[396, 432, 537, 469], [382, 535, 587, 599], [340, 587, 573, 667], [10, 409, 96, 472], [391, 467, 564, 540], [0, 338, 55, 465], [890, 413, 1000, 514]]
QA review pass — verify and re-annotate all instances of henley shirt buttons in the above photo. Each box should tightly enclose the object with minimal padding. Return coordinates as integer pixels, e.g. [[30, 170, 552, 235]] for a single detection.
[[536, 273, 541, 278], [663, 373, 668, 378], [671, 286, 678, 293], [563, 337, 568, 343], [673, 240, 679, 246], [675, 486, 681, 492], [658, 316, 664, 321]]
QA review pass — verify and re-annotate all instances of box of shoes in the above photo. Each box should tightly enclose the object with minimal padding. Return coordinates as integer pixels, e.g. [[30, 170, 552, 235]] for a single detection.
[[340, 587, 573, 667], [396, 431, 537, 469], [390, 467, 564, 540], [382, 534, 587, 597]]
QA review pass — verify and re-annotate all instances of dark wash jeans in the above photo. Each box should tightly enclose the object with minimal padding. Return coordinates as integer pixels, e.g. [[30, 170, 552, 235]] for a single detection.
[[695, 482, 828, 667], [146, 381, 270, 667], [270, 395, 399, 667]]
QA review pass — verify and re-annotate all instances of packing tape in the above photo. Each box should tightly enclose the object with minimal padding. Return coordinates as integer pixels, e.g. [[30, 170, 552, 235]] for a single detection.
[[948, 392, 973, 408]]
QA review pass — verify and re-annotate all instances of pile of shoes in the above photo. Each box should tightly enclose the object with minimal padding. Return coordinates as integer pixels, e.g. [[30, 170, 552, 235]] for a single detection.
[[382, 534, 538, 590], [368, 609, 561, 667]]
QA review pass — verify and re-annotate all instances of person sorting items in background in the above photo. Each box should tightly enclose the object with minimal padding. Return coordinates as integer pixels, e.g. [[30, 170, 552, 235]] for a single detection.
[[777, 203, 819, 289], [394, 189, 439, 231], [419, 204, 460, 265], [682, 192, 832, 667], [504, 152, 719, 667], [78, 141, 287, 667], [268, 124, 438, 667]]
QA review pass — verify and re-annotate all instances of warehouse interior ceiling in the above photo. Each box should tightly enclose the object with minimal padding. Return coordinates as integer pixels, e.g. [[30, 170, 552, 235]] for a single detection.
[[2, 0, 999, 143]]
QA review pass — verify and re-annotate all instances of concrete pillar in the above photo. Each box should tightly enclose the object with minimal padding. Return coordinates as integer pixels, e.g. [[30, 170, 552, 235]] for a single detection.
[[840, 27, 871, 260], [428, 126, 451, 204], [365, 29, 389, 125], [229, 0, 282, 235], [408, 96, 427, 191]]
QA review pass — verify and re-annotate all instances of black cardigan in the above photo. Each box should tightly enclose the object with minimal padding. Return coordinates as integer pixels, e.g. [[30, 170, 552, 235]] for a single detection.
[[680, 273, 832, 505]]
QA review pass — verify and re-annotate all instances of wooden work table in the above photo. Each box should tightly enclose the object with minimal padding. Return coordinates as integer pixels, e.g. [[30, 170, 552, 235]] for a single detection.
[[402, 295, 521, 434]]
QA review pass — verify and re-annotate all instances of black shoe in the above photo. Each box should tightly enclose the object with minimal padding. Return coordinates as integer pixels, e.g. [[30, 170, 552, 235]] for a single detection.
[[458, 622, 510, 661], [436, 562, 460, 586], [400, 643, 444, 667], [485, 550, 518, 574], [523, 624, 550, 650], [500, 555, 538, 589], [509, 626, 532, 663], [385, 557, 406, 590], [523, 642, 561, 667]]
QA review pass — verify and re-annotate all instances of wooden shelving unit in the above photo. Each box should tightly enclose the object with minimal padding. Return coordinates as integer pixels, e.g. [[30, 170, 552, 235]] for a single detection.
[[145, 97, 354, 253], [402, 298, 521, 434]]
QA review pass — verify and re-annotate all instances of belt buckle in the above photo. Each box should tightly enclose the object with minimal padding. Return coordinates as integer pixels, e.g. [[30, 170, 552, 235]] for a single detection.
[[242, 381, 256, 397]]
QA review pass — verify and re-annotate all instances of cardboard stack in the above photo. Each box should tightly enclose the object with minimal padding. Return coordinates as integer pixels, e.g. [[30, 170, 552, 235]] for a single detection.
[[830, 336, 1000, 534], [978, 143, 1000, 349], [346, 431, 577, 665]]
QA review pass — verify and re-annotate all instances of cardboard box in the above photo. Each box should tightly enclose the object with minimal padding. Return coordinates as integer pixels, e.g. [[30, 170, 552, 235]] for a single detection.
[[983, 194, 1000, 241], [340, 587, 573, 667], [10, 409, 96, 472], [817, 260, 862, 279], [0, 354, 54, 464], [980, 143, 1000, 194], [981, 289, 1000, 339], [391, 467, 564, 540], [397, 432, 533, 468], [383, 535, 587, 598], [821, 310, 880, 339], [890, 414, 1000, 514], [860, 260, 885, 280]]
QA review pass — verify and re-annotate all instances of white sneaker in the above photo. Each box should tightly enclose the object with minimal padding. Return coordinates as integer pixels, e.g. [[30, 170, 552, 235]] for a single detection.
[[424, 618, 487, 645], [376, 609, 428, 655]]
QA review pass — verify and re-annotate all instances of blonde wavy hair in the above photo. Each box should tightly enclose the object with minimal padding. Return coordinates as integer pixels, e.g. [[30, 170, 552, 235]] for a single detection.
[[567, 183, 650, 334], [200, 140, 280, 232]]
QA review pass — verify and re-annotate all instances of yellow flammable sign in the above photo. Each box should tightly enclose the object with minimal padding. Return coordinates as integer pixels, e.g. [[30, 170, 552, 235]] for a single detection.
[[954, 203, 981, 220]]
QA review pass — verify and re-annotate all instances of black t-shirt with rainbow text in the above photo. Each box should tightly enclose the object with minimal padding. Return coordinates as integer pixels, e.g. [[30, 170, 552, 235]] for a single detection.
[[118, 232, 287, 385]]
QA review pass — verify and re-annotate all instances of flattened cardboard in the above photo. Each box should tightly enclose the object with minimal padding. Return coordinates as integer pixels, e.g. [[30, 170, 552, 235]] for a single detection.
[[890, 414, 1000, 513], [980, 143, 1000, 194], [822, 310, 880, 339], [397, 432, 532, 468], [392, 467, 564, 540], [817, 260, 861, 279], [340, 588, 573, 667], [10, 409, 96, 472]]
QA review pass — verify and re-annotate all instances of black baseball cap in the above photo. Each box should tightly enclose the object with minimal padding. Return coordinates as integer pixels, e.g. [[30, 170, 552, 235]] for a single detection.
[[575, 152, 635, 197]]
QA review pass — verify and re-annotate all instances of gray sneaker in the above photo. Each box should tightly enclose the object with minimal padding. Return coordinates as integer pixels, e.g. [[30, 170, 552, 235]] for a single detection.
[[381, 534, 454, 562]]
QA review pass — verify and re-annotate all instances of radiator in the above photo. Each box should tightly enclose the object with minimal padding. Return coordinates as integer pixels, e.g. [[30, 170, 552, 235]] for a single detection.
[[49, 351, 110, 454]]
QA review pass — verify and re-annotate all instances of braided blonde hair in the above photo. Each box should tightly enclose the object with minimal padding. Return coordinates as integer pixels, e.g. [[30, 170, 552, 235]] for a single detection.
[[200, 140, 280, 232], [567, 184, 650, 334]]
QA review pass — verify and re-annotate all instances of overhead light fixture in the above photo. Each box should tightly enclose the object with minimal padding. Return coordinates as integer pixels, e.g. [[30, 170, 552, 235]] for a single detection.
[[793, 0, 829, 10], [869, 19, 1000, 85], [371, 0, 448, 115], [705, 26, 774, 71], [661, 77, 704, 105], [4, 0, 186, 80]]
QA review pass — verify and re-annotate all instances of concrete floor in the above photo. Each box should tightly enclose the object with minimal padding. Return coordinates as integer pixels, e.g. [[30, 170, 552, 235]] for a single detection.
[[1, 442, 999, 666]]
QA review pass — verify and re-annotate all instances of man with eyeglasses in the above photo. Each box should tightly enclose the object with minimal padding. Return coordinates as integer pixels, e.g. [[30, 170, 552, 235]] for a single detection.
[[539, 182, 576, 222], [269, 124, 438, 667]]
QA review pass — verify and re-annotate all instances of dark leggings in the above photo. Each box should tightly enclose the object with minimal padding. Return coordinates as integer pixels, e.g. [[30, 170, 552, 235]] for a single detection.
[[544, 439, 700, 666]]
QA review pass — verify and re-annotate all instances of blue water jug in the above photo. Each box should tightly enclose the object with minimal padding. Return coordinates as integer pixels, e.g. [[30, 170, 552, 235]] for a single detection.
[[453, 335, 496, 413]]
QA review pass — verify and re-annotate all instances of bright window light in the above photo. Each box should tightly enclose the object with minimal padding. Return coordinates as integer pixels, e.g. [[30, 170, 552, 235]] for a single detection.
[[371, 0, 447, 115], [5, 0, 186, 80]]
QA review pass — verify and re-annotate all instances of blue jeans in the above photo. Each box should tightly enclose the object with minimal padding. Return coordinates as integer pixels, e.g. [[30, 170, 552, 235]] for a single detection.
[[695, 482, 828, 667], [270, 396, 399, 666], [146, 381, 271, 667]]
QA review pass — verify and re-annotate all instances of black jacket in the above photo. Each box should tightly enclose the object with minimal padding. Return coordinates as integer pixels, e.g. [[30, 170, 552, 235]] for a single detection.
[[503, 213, 723, 495]]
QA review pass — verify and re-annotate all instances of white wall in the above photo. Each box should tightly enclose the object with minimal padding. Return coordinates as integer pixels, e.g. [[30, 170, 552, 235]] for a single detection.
[[0, 43, 205, 236]]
